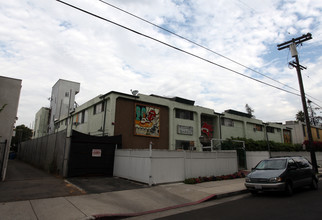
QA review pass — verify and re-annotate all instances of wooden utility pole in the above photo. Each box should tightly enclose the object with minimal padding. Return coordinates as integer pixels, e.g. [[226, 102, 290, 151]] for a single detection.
[[277, 33, 318, 173]]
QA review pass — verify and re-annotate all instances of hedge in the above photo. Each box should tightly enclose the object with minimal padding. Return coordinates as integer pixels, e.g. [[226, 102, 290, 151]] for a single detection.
[[221, 137, 305, 152]]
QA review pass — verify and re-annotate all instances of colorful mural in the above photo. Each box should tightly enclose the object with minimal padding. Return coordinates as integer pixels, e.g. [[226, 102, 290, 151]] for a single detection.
[[135, 104, 160, 137], [201, 122, 213, 138]]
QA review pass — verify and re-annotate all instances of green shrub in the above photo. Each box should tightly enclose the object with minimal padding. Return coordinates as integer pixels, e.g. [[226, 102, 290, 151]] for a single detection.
[[221, 137, 305, 152], [184, 171, 247, 184]]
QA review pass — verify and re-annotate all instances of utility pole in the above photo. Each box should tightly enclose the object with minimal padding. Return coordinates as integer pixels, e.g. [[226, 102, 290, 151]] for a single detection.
[[277, 33, 318, 173]]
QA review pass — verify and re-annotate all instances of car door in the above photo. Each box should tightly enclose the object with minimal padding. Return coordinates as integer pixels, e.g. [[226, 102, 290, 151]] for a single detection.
[[293, 157, 312, 187], [286, 158, 301, 188]]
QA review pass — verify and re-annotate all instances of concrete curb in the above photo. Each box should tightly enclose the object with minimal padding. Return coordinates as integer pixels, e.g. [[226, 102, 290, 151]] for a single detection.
[[92, 189, 249, 219], [92, 194, 218, 219], [91, 174, 322, 219]]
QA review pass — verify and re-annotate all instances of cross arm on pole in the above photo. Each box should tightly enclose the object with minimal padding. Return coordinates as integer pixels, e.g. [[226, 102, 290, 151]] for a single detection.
[[277, 33, 312, 50]]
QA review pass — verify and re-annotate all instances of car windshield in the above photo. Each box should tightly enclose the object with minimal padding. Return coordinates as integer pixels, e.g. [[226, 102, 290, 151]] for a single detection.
[[255, 159, 287, 170]]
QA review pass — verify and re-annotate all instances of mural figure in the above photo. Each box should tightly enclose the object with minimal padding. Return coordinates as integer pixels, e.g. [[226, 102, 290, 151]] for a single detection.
[[135, 104, 160, 137]]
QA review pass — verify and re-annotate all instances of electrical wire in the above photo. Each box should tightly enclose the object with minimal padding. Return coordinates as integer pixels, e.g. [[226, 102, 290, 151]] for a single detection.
[[98, 0, 299, 93], [56, 0, 300, 96], [98, 0, 322, 104], [56, 0, 301, 97]]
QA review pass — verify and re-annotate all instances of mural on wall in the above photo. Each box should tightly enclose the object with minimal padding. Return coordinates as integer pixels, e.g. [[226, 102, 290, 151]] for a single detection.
[[200, 116, 214, 146], [135, 104, 160, 137], [201, 122, 213, 138]]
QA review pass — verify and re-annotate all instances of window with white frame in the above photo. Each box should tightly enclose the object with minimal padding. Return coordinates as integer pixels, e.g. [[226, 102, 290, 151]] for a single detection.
[[93, 102, 105, 115], [75, 110, 88, 124]]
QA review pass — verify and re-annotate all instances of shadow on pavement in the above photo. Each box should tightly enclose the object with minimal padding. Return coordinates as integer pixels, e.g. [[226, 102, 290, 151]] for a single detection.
[[67, 176, 147, 194], [0, 159, 146, 203]]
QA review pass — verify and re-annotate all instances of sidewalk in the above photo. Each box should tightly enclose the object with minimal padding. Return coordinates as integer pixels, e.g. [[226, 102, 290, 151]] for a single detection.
[[0, 178, 247, 220], [1, 169, 321, 220]]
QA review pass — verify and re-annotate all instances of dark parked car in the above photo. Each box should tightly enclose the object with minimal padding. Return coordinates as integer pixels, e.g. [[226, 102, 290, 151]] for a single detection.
[[245, 156, 318, 195]]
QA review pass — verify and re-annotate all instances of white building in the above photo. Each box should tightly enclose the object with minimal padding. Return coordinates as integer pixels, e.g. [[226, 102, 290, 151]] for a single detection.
[[56, 91, 219, 151], [220, 109, 291, 144], [33, 107, 50, 138], [48, 79, 80, 134]]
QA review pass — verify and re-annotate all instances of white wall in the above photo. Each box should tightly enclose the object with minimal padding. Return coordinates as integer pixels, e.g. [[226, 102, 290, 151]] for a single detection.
[[113, 149, 238, 185], [271, 151, 322, 166], [246, 151, 322, 170], [246, 151, 270, 169]]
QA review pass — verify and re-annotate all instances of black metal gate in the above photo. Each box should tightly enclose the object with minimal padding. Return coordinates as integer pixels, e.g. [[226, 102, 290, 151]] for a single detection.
[[68, 130, 122, 177]]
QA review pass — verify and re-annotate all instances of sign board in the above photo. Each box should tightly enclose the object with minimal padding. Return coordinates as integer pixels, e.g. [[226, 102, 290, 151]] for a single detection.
[[92, 149, 102, 157], [177, 125, 193, 135]]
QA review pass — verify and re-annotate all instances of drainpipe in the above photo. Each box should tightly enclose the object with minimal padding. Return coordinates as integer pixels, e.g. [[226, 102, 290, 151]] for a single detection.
[[218, 115, 222, 140], [264, 123, 271, 158], [102, 97, 108, 136]]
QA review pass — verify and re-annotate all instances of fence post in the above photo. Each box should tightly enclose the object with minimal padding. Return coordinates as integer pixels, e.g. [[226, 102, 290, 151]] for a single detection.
[[149, 141, 153, 186]]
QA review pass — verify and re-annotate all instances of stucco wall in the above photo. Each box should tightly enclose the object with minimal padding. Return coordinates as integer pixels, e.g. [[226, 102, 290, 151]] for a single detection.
[[246, 151, 322, 170], [113, 149, 238, 185]]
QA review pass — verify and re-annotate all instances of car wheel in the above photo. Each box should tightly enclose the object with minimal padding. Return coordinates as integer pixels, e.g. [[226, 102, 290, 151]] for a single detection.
[[311, 178, 318, 190], [285, 182, 293, 196]]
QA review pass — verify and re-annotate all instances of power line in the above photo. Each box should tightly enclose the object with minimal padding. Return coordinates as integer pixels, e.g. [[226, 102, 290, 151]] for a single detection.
[[97, 0, 300, 93], [98, 0, 322, 104], [57, 0, 301, 97]]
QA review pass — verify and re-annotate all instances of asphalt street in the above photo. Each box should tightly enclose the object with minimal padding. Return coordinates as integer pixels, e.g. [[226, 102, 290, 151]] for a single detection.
[[154, 182, 322, 220]]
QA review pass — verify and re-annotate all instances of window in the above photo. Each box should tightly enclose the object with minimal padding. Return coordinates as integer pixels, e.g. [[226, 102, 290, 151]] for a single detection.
[[75, 110, 88, 124], [93, 102, 105, 115], [266, 126, 274, 133], [221, 118, 234, 127], [175, 109, 194, 120], [287, 159, 297, 168], [65, 92, 69, 97], [293, 157, 311, 169], [255, 124, 263, 131], [81, 110, 87, 123]]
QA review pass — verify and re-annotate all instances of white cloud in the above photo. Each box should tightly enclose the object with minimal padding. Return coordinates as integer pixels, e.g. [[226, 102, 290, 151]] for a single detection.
[[1, 0, 322, 127]]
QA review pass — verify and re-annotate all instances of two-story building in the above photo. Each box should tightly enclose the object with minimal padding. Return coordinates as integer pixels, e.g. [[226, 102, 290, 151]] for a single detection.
[[56, 91, 220, 151], [220, 109, 292, 144]]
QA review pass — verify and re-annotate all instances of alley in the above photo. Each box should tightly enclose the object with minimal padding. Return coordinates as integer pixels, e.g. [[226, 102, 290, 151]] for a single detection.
[[0, 159, 84, 203]]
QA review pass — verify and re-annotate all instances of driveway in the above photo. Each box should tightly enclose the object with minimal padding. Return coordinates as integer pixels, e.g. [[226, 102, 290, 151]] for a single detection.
[[0, 159, 146, 203], [67, 176, 147, 194]]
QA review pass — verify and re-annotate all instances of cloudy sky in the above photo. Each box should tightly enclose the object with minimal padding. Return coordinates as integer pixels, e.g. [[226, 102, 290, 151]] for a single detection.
[[1, 0, 322, 127]]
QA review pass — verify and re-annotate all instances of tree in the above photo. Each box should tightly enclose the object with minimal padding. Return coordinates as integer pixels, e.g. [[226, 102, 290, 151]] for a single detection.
[[296, 110, 305, 122], [307, 100, 321, 126], [245, 104, 255, 118], [11, 124, 33, 152]]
